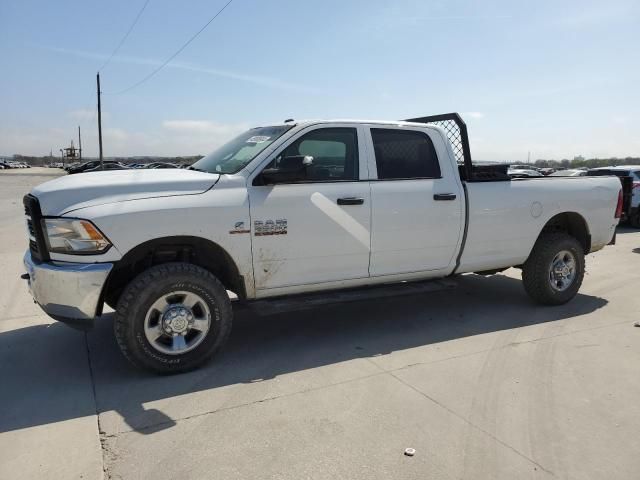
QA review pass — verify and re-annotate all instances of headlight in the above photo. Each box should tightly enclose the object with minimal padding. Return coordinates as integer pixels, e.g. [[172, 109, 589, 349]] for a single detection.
[[43, 218, 111, 254]]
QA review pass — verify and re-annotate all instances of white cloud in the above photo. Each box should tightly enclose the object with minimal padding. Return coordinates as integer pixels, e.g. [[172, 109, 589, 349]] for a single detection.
[[68, 109, 94, 121], [0, 119, 249, 157], [68, 109, 110, 121], [464, 112, 484, 119]]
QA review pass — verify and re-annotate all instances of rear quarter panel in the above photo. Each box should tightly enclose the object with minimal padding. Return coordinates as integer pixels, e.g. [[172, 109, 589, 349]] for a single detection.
[[458, 176, 620, 273]]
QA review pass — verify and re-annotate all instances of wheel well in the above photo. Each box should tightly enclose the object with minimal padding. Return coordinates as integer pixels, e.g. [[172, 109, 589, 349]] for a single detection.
[[539, 212, 591, 253], [102, 236, 246, 311]]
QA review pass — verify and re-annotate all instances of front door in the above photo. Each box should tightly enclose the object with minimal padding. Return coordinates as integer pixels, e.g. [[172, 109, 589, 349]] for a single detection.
[[248, 125, 371, 290]]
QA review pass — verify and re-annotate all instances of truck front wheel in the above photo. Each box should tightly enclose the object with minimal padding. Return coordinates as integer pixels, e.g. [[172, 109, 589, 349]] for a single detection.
[[114, 262, 232, 374], [522, 233, 585, 305]]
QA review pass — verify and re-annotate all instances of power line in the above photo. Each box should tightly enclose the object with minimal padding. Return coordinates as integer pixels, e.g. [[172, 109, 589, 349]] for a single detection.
[[72, 0, 149, 158], [104, 0, 235, 95], [98, 0, 151, 72]]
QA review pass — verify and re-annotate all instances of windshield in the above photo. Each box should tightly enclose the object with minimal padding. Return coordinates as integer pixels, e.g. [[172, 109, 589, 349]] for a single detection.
[[191, 125, 294, 174]]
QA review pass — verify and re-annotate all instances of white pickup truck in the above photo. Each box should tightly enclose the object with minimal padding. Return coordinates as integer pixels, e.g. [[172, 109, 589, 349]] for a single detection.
[[22, 113, 622, 373]]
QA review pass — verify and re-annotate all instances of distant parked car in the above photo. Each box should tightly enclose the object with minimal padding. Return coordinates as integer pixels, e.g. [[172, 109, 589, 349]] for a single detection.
[[509, 164, 537, 170], [549, 169, 587, 177], [67, 160, 124, 174], [64, 162, 81, 171], [508, 168, 543, 178], [84, 163, 130, 173], [587, 166, 640, 227], [144, 162, 178, 169]]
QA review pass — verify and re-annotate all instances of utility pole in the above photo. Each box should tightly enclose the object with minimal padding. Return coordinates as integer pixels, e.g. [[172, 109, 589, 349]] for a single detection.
[[97, 73, 104, 170], [78, 126, 82, 161]]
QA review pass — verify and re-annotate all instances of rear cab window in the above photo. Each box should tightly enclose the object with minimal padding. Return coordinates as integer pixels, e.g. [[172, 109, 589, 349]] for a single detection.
[[370, 128, 441, 180]]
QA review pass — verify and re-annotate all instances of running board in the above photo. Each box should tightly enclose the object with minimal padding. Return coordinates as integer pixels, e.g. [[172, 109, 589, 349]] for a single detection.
[[238, 278, 458, 316]]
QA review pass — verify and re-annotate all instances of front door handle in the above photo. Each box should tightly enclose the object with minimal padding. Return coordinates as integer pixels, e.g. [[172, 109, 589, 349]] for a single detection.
[[433, 193, 457, 201], [337, 197, 364, 205]]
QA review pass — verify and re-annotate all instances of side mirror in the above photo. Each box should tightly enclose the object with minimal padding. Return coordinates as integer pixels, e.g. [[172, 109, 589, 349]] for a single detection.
[[260, 155, 314, 184]]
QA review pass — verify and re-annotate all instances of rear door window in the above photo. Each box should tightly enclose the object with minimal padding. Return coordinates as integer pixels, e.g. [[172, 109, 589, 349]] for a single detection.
[[371, 128, 441, 179]]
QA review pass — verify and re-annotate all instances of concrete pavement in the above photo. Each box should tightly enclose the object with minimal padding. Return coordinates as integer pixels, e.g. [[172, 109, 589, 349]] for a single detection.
[[1, 169, 639, 479]]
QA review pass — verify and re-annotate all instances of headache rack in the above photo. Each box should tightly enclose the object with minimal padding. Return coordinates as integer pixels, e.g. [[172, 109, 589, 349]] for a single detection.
[[403, 112, 509, 182]]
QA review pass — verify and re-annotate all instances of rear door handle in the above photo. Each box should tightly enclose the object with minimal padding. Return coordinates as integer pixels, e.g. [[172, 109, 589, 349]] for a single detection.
[[433, 193, 457, 201], [337, 197, 364, 205]]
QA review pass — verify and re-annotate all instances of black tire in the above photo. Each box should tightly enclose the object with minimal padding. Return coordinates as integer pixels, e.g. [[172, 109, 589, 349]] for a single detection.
[[114, 262, 232, 374], [630, 213, 640, 229], [522, 233, 585, 305]]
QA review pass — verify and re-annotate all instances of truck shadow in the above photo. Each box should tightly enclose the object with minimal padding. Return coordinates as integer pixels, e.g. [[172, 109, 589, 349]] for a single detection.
[[0, 273, 607, 435], [615, 225, 639, 234]]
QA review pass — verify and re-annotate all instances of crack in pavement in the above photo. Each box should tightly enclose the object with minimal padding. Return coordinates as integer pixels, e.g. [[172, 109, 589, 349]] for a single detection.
[[85, 332, 109, 479]]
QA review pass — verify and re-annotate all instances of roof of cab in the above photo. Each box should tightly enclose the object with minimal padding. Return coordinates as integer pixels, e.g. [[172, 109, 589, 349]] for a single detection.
[[260, 119, 439, 128]]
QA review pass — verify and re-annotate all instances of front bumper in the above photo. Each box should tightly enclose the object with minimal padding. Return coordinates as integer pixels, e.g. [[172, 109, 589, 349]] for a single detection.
[[23, 250, 113, 328]]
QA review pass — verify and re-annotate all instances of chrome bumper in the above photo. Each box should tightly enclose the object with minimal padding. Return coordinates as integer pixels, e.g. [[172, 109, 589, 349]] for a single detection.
[[23, 250, 113, 325]]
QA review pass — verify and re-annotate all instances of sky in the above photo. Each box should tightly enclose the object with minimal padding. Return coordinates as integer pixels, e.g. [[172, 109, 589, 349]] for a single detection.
[[1, 0, 639, 161]]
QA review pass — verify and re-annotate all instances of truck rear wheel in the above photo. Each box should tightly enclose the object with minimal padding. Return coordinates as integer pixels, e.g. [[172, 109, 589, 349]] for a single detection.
[[522, 233, 585, 305], [114, 262, 232, 374]]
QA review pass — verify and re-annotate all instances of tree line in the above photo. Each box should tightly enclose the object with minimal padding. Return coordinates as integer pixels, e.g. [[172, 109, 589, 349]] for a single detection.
[[8, 154, 204, 166], [534, 157, 640, 169]]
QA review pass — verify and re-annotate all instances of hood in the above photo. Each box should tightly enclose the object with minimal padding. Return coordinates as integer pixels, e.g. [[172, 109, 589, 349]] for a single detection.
[[31, 169, 220, 215]]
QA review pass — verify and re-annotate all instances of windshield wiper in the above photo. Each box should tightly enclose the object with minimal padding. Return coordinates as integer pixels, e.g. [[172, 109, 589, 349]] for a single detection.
[[187, 166, 207, 172]]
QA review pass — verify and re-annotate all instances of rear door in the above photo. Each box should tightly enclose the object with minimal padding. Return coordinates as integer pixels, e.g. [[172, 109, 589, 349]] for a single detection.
[[367, 126, 464, 276], [248, 124, 371, 290]]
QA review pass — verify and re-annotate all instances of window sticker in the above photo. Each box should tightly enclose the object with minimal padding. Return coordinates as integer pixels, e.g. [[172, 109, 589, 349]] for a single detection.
[[246, 136, 270, 144]]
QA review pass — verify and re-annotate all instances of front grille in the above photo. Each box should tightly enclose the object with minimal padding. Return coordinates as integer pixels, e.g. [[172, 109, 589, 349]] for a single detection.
[[23, 194, 49, 262], [26, 217, 36, 238]]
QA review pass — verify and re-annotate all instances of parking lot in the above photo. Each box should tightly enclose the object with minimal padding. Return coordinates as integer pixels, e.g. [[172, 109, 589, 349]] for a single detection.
[[1, 168, 639, 479]]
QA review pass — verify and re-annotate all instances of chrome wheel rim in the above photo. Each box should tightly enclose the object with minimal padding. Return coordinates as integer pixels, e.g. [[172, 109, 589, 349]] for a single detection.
[[548, 250, 577, 292], [143, 290, 211, 355]]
